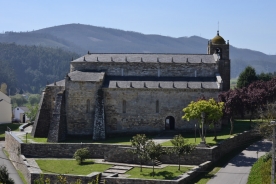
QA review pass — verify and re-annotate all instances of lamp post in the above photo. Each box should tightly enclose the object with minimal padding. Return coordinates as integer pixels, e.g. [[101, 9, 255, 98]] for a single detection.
[[271, 120, 275, 184], [26, 132, 28, 143]]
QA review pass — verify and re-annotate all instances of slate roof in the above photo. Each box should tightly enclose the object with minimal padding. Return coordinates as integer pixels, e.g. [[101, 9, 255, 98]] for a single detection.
[[107, 81, 218, 89], [72, 53, 216, 64], [104, 76, 218, 89], [68, 71, 105, 82], [47, 80, 65, 86], [18, 106, 29, 112]]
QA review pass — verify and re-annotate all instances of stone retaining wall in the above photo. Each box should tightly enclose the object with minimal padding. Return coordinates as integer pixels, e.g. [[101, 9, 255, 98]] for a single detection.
[[31, 172, 100, 184], [4, 132, 101, 184], [5, 130, 260, 183], [104, 131, 260, 165]]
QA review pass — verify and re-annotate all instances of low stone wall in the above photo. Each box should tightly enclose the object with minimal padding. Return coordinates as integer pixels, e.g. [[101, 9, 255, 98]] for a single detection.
[[4, 132, 101, 184], [21, 142, 130, 158], [31, 172, 100, 184]]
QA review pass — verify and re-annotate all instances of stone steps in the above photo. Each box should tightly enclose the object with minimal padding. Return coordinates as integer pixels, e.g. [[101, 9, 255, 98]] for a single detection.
[[101, 165, 133, 181], [154, 160, 162, 166]]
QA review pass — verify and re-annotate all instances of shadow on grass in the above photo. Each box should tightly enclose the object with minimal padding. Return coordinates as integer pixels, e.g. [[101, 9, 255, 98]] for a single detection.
[[80, 161, 95, 165], [141, 171, 175, 180]]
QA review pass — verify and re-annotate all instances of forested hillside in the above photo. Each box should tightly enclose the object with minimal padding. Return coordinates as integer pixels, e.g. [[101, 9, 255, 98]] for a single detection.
[[0, 43, 79, 94]]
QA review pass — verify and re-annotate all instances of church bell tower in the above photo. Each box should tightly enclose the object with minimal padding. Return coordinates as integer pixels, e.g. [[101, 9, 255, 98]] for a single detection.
[[208, 31, 230, 91]]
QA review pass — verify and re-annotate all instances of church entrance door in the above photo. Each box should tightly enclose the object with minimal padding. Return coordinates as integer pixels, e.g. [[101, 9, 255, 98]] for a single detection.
[[165, 116, 175, 130]]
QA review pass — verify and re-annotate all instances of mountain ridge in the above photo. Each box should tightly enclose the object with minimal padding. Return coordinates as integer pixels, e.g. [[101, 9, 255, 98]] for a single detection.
[[1, 23, 275, 77]]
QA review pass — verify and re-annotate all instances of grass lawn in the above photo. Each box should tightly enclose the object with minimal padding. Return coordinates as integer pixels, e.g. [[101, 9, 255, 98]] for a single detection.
[[17, 170, 28, 184], [36, 159, 112, 175], [61, 136, 133, 144], [0, 123, 21, 140], [62, 135, 156, 145], [161, 119, 254, 146], [247, 155, 271, 184], [126, 166, 191, 180], [21, 134, 48, 143]]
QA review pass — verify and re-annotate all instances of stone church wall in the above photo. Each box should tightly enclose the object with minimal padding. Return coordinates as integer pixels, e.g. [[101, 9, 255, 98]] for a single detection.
[[65, 80, 103, 135], [71, 62, 218, 78], [104, 88, 219, 134], [31, 85, 65, 137]]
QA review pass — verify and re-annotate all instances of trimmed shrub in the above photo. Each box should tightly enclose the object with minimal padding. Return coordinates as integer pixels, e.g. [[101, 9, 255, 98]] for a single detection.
[[73, 148, 90, 165]]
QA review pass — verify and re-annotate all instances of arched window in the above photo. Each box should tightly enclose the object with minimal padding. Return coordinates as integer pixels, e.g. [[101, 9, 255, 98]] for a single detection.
[[122, 100, 126, 113], [156, 100, 159, 113], [216, 47, 222, 58], [86, 99, 90, 113]]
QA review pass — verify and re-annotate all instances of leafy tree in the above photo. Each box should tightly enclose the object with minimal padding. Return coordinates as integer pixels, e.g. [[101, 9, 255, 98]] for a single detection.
[[182, 98, 224, 141], [146, 140, 164, 176], [237, 66, 257, 88], [25, 103, 39, 121], [73, 148, 90, 165], [0, 83, 7, 95], [130, 134, 149, 172], [170, 135, 195, 170], [219, 89, 246, 135], [254, 99, 276, 139], [28, 94, 41, 105], [257, 72, 272, 82], [244, 81, 268, 122], [11, 94, 28, 107], [0, 165, 14, 184]]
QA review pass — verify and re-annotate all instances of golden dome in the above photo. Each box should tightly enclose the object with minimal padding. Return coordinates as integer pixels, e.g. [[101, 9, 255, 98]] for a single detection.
[[211, 31, 226, 44]]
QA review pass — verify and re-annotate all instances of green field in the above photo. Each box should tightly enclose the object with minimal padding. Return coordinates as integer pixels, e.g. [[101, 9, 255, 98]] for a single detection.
[[21, 134, 48, 143], [36, 159, 112, 175], [230, 78, 238, 89], [0, 123, 21, 140], [126, 166, 191, 180]]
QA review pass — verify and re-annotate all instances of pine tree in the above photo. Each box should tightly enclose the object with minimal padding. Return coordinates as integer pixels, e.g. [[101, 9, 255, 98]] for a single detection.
[[237, 66, 257, 88]]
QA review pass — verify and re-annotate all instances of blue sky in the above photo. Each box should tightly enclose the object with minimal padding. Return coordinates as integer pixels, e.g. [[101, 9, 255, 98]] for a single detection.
[[1, 0, 275, 54]]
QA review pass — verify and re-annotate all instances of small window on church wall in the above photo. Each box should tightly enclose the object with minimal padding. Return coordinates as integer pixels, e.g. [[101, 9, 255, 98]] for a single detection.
[[122, 100, 126, 113], [87, 99, 90, 113], [156, 100, 159, 113]]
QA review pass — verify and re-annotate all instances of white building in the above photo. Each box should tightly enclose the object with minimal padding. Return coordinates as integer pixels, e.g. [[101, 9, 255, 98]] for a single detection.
[[0, 91, 12, 124], [13, 106, 29, 123]]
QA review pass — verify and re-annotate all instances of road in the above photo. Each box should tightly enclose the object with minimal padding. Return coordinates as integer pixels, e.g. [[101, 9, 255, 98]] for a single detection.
[[207, 140, 272, 184], [0, 142, 24, 184]]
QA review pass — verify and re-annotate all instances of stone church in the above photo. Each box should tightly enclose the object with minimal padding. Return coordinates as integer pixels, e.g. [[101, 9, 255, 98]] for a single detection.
[[31, 31, 230, 142]]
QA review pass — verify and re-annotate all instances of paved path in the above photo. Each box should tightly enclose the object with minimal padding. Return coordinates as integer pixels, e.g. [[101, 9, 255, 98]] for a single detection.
[[207, 140, 272, 184], [0, 142, 24, 184]]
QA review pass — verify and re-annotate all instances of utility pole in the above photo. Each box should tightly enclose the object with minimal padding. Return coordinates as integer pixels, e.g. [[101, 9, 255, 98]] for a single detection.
[[271, 121, 275, 184]]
